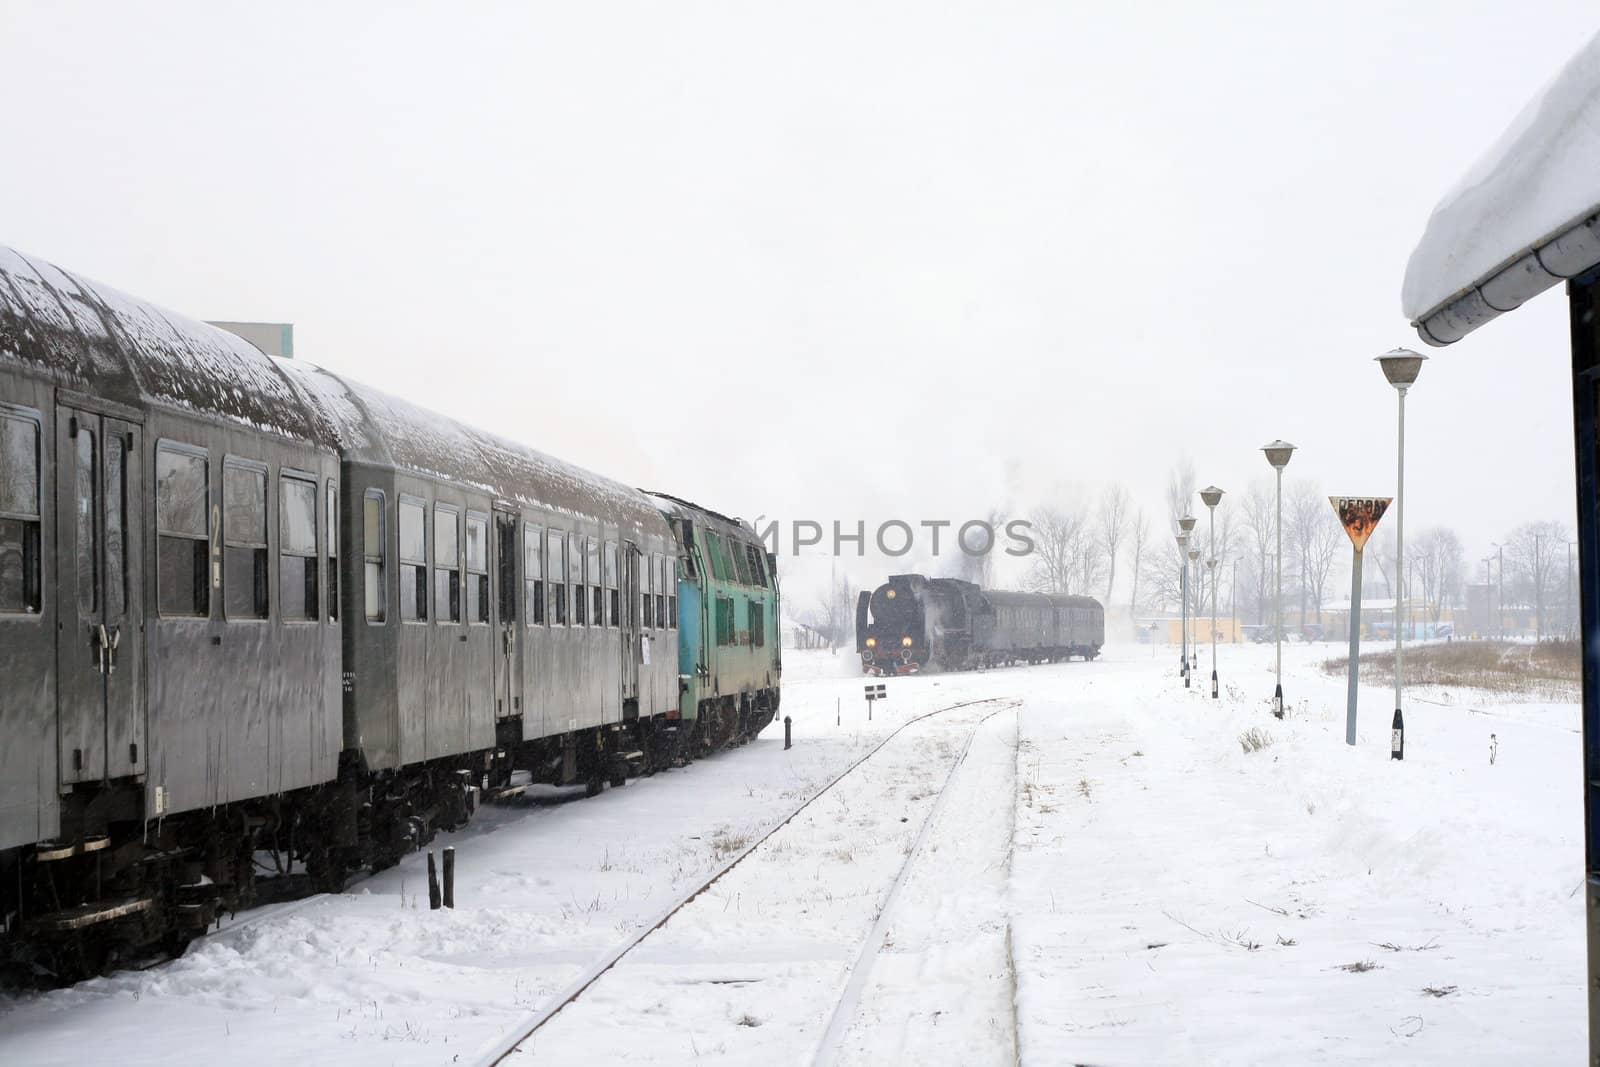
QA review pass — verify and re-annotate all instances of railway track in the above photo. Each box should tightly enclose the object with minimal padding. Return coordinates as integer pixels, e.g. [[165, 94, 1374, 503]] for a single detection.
[[471, 695, 1020, 1067]]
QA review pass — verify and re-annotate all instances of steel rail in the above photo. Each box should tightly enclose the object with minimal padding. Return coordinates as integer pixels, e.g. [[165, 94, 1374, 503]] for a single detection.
[[472, 695, 1015, 1067]]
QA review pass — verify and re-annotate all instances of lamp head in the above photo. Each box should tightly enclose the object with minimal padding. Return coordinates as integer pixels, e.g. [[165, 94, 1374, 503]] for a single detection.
[[1261, 440, 1296, 470], [1177, 514, 1197, 534], [1377, 347, 1427, 389], [1200, 485, 1224, 508]]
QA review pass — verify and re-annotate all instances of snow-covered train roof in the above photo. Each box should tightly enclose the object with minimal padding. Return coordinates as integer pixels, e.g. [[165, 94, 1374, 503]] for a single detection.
[[0, 242, 673, 531], [279, 361, 667, 529], [0, 245, 334, 444], [1403, 30, 1600, 346]]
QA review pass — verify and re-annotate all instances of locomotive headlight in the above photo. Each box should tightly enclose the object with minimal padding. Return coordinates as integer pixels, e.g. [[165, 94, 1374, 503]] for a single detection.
[[901, 636, 913, 647], [866, 637, 876, 648], [886, 589, 896, 599]]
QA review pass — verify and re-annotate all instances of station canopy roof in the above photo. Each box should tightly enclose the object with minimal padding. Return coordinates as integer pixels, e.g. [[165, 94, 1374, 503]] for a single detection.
[[1403, 30, 1600, 346]]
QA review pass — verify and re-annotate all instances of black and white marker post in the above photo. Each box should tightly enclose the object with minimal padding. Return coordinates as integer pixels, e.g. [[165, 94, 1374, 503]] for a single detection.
[[865, 683, 887, 720]]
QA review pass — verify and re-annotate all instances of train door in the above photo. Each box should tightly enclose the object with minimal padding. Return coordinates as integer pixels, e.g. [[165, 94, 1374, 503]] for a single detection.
[[621, 541, 640, 712], [494, 509, 521, 721], [54, 405, 144, 786]]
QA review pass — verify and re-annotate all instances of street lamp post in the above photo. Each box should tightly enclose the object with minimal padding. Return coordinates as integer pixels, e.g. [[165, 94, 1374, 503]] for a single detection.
[[1188, 547, 1201, 677], [1377, 349, 1426, 761], [1201, 486, 1225, 699], [1177, 530, 1191, 684], [1262, 441, 1296, 718], [1179, 515, 1197, 683]]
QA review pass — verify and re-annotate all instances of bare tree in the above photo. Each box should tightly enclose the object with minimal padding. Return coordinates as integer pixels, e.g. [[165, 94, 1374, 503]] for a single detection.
[[1098, 485, 1132, 603], [1288, 481, 1342, 626], [806, 571, 860, 650], [1505, 519, 1570, 638], [1411, 526, 1464, 627], [1026, 504, 1102, 595], [1166, 459, 1196, 525], [948, 509, 1002, 588], [1128, 507, 1150, 615], [1240, 481, 1275, 625]]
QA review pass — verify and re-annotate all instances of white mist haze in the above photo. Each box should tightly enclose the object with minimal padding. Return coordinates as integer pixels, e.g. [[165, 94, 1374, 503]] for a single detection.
[[0, 1, 1588, 604]]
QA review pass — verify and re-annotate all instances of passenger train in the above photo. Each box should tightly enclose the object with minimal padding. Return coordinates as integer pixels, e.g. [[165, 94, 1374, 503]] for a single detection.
[[0, 246, 780, 978], [856, 573, 1103, 674]]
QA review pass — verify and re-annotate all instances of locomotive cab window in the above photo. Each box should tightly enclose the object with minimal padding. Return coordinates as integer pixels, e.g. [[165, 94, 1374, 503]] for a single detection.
[[435, 504, 462, 624], [223, 460, 270, 620], [279, 474, 318, 622], [364, 490, 387, 623], [0, 409, 42, 615], [525, 522, 545, 625], [466, 513, 489, 624], [399, 497, 427, 622], [715, 594, 735, 646]]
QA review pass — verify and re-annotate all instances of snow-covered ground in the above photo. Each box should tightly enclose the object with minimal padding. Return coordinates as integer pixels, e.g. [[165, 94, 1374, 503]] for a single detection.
[[0, 642, 1583, 1064]]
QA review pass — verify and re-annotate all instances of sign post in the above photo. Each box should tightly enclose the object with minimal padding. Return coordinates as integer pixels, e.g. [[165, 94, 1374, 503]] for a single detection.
[[864, 683, 887, 720], [1331, 497, 1390, 746]]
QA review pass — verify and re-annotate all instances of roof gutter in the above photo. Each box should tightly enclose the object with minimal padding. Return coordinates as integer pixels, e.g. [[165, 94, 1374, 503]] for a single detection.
[[1411, 208, 1600, 347]]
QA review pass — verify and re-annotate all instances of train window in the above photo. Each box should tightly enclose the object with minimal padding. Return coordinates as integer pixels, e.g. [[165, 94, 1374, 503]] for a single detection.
[[223, 461, 269, 620], [279, 475, 318, 622], [668, 557, 678, 629], [747, 544, 768, 588], [588, 537, 603, 627], [399, 497, 427, 622], [524, 522, 545, 625], [364, 490, 387, 623], [547, 528, 567, 625], [326, 482, 338, 621], [0, 410, 42, 615], [704, 533, 726, 582], [576, 534, 595, 627], [604, 541, 619, 626], [435, 505, 462, 624], [749, 599, 765, 647], [715, 595, 735, 646], [730, 540, 751, 585], [656, 553, 667, 629], [642, 553, 654, 628], [156, 445, 209, 617], [466, 513, 489, 624], [74, 426, 98, 615]]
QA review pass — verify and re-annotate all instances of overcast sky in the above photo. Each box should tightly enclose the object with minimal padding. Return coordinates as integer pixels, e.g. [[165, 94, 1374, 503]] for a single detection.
[[1, 2, 1592, 607]]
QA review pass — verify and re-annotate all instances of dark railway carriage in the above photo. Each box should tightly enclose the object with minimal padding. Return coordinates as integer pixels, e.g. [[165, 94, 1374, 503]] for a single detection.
[[856, 573, 1103, 674]]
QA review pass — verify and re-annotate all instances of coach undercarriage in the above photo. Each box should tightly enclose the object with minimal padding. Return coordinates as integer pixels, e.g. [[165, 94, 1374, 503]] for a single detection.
[[1, 700, 778, 986]]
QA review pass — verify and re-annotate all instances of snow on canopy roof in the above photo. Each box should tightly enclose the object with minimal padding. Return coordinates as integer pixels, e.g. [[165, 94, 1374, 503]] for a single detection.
[[0, 245, 333, 443], [1403, 30, 1600, 345], [280, 359, 667, 529]]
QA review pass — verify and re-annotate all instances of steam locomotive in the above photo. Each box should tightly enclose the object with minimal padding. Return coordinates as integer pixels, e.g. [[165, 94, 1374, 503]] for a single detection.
[[855, 574, 1103, 674]]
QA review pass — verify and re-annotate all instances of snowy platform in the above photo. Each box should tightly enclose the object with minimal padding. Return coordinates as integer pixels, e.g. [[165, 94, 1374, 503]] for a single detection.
[[0, 646, 1581, 1064]]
